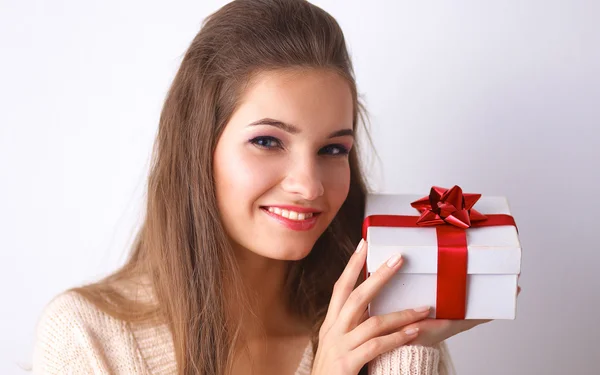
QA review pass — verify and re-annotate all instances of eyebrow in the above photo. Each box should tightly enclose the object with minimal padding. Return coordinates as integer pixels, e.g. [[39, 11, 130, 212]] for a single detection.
[[247, 118, 354, 139]]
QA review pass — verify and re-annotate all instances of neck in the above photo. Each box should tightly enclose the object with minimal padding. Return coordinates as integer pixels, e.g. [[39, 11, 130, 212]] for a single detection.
[[227, 245, 307, 339]]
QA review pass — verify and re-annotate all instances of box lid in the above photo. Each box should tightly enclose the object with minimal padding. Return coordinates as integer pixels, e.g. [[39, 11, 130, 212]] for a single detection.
[[365, 193, 521, 275]]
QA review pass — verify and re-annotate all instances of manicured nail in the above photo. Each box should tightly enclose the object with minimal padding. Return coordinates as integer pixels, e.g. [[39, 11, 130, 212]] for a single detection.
[[386, 254, 402, 268], [404, 328, 419, 335], [355, 238, 365, 253], [413, 306, 430, 313]]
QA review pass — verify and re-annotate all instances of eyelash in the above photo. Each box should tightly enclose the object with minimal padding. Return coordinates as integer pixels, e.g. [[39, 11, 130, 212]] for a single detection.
[[249, 136, 350, 156]]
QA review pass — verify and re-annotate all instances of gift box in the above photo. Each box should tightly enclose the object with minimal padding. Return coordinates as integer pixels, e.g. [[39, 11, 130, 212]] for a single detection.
[[363, 185, 521, 320]]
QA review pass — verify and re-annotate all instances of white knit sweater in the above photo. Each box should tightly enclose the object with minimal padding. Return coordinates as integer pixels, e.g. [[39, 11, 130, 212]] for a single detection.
[[32, 291, 442, 374]]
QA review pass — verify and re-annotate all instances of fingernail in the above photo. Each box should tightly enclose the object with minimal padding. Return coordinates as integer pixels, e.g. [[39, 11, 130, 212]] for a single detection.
[[386, 254, 402, 268], [404, 328, 419, 335], [355, 238, 365, 253], [413, 306, 430, 313]]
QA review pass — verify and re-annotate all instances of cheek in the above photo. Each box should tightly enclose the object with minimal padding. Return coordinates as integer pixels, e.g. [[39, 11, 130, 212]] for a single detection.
[[214, 145, 282, 212], [322, 163, 351, 208]]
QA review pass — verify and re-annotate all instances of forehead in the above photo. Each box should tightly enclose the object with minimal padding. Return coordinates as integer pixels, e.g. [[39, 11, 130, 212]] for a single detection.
[[232, 68, 354, 131]]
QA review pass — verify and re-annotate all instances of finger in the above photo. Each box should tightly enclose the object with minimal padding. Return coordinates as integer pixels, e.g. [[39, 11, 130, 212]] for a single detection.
[[358, 308, 369, 325], [348, 327, 420, 369], [320, 239, 368, 337], [345, 307, 431, 350], [517, 285, 522, 296], [335, 253, 404, 333], [432, 318, 491, 332], [404, 318, 491, 346]]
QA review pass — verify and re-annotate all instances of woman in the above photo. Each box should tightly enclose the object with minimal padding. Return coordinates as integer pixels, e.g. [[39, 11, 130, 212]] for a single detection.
[[33, 1, 486, 374]]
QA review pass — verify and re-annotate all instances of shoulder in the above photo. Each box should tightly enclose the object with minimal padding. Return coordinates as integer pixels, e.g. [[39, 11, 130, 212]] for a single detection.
[[36, 290, 122, 328], [34, 290, 130, 342], [32, 290, 146, 374]]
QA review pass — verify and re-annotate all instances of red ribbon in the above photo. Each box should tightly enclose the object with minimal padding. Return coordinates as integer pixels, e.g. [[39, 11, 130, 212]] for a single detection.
[[362, 185, 517, 319]]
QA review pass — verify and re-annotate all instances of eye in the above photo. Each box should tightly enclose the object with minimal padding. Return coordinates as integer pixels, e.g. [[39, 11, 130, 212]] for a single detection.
[[319, 144, 350, 156], [249, 136, 283, 150]]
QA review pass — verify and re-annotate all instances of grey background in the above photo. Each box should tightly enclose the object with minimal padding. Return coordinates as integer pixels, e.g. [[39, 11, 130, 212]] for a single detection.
[[1, 0, 598, 374]]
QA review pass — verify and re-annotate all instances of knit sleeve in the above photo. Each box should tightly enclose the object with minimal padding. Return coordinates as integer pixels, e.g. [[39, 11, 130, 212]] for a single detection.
[[368, 345, 441, 375], [32, 291, 145, 375]]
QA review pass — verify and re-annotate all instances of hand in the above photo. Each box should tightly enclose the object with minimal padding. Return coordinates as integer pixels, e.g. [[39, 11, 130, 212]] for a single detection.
[[311, 239, 429, 375], [404, 284, 523, 347]]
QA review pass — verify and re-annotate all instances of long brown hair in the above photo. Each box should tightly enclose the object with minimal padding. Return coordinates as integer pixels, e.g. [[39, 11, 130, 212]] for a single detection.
[[74, 0, 370, 374]]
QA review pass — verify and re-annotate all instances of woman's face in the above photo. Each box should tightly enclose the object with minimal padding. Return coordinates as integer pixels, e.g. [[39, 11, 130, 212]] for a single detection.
[[213, 68, 354, 261]]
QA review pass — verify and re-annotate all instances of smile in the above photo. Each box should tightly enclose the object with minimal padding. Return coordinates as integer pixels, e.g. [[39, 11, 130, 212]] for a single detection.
[[260, 206, 321, 231], [264, 207, 313, 221]]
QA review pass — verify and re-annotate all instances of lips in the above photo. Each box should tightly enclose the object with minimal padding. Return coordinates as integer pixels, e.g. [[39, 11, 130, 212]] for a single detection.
[[260, 206, 321, 231], [263, 206, 315, 221]]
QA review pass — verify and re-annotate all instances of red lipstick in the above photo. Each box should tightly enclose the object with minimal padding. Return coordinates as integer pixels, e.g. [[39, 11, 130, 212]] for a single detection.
[[264, 205, 321, 214], [260, 207, 320, 231]]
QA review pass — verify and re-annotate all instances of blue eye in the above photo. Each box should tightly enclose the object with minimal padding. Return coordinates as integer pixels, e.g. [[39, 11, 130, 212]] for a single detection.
[[319, 144, 349, 156], [250, 136, 283, 149]]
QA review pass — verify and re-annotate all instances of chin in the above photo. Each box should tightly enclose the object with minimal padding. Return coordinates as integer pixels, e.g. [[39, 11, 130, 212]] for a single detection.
[[262, 243, 314, 261]]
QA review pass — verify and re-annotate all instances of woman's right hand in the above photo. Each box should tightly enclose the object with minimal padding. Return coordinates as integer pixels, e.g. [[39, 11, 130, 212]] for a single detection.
[[311, 239, 431, 375]]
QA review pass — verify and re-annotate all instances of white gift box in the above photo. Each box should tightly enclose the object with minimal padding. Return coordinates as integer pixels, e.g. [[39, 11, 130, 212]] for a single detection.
[[365, 193, 521, 320]]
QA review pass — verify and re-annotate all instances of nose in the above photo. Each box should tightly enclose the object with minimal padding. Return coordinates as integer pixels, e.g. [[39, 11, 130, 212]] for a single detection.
[[281, 158, 324, 201]]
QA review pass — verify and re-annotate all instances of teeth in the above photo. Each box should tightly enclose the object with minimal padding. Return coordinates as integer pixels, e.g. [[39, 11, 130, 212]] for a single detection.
[[264, 207, 315, 221]]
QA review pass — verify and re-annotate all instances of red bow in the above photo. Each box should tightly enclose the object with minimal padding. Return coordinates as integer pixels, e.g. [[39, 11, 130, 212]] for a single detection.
[[411, 185, 488, 228]]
